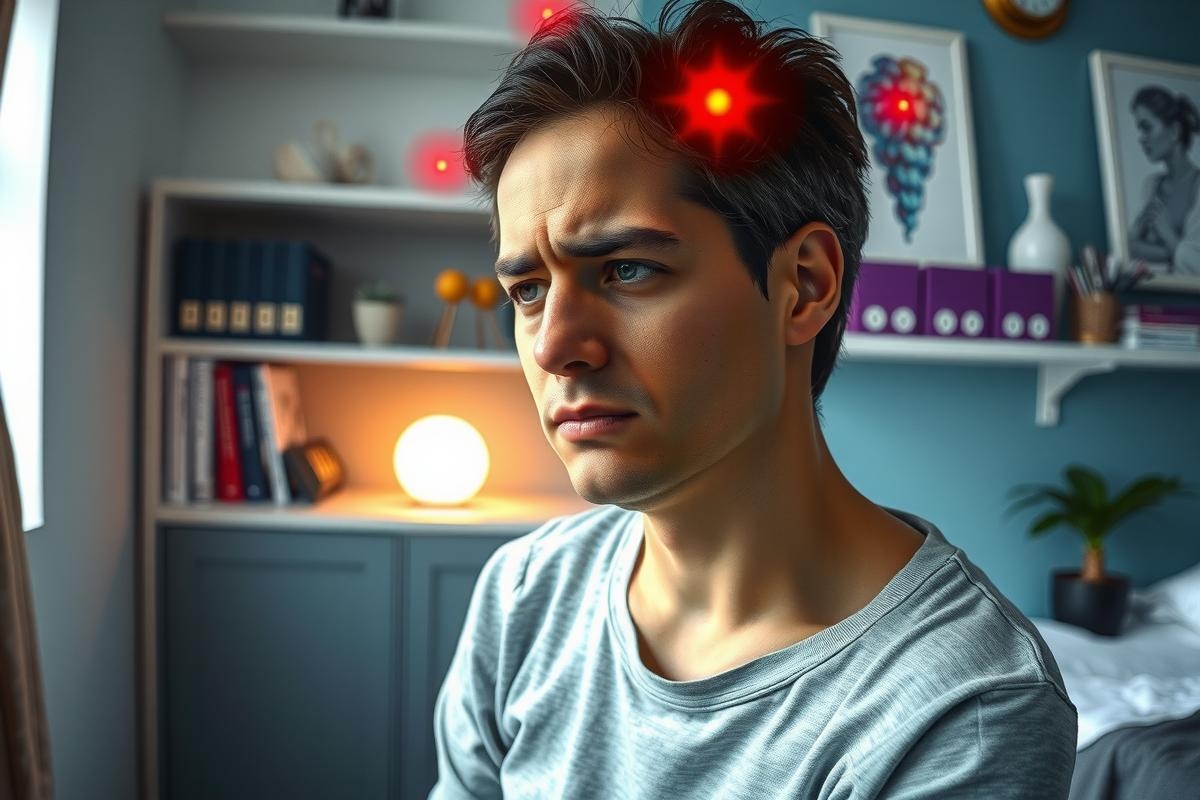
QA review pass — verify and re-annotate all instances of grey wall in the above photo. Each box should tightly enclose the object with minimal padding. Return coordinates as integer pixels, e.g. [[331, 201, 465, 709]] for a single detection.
[[28, 0, 183, 798]]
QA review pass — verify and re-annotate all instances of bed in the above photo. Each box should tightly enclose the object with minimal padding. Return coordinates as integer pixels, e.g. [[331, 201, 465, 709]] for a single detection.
[[1030, 560, 1200, 800]]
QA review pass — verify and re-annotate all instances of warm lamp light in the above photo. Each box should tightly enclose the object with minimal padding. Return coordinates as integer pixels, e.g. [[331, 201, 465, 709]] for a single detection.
[[393, 415, 489, 506]]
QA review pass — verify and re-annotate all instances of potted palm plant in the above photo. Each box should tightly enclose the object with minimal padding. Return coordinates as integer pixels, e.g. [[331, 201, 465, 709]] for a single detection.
[[1005, 464, 1195, 636]]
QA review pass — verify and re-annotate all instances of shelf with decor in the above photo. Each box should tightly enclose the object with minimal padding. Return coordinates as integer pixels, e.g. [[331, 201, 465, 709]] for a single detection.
[[162, 10, 525, 75]]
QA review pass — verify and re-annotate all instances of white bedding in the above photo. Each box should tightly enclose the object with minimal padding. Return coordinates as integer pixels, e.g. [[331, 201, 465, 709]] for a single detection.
[[1031, 614, 1200, 750]]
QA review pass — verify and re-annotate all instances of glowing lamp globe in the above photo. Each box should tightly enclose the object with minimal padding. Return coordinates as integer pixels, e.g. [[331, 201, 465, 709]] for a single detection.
[[393, 415, 489, 506]]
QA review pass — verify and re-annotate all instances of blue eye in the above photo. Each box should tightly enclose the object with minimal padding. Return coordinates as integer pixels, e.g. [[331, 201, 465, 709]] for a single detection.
[[506, 261, 661, 308]]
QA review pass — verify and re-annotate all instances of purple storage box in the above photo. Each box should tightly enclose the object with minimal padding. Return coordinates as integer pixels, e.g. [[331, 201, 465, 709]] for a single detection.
[[848, 261, 922, 335], [920, 265, 990, 339], [985, 268, 1055, 341]]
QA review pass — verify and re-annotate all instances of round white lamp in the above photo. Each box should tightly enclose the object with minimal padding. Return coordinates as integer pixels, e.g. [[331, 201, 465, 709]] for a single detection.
[[393, 415, 489, 506]]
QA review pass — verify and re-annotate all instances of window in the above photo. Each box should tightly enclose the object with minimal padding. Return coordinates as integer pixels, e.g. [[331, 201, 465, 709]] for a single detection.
[[0, 0, 59, 531]]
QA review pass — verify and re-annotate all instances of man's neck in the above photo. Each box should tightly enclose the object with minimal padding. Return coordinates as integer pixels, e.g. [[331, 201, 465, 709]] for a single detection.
[[626, 416, 924, 646]]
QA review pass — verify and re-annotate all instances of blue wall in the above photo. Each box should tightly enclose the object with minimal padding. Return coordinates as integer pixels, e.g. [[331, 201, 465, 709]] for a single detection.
[[642, 0, 1200, 616]]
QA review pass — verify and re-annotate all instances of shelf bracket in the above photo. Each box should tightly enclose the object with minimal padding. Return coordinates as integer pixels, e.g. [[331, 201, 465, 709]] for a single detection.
[[1036, 360, 1118, 427]]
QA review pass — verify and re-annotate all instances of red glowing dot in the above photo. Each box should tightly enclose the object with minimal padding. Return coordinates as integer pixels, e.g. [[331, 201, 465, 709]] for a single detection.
[[409, 130, 467, 193], [511, 0, 578, 39], [655, 46, 779, 160], [898, 98, 910, 112], [705, 88, 732, 116]]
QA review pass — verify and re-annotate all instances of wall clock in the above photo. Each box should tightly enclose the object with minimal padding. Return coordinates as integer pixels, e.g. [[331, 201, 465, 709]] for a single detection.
[[983, 0, 1069, 40]]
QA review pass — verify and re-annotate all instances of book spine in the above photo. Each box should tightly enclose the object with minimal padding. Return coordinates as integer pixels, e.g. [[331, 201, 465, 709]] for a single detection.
[[252, 363, 292, 506], [254, 240, 280, 339], [202, 239, 229, 338], [213, 362, 245, 502], [163, 355, 189, 504], [188, 358, 215, 502], [1128, 304, 1200, 326], [173, 238, 203, 337], [233, 363, 270, 501]]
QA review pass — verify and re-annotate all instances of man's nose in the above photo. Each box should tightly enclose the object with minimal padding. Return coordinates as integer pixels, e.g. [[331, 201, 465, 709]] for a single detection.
[[531, 283, 610, 376]]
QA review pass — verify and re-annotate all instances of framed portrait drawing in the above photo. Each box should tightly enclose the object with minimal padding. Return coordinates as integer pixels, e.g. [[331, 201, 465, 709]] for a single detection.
[[810, 13, 984, 267], [1089, 50, 1200, 292]]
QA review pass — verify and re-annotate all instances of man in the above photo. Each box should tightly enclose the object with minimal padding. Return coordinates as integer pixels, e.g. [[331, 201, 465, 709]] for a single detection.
[[430, 1, 1077, 797]]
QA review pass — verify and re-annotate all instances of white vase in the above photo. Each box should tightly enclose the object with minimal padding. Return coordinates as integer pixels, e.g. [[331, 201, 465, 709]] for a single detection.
[[1008, 173, 1072, 333], [353, 300, 403, 346]]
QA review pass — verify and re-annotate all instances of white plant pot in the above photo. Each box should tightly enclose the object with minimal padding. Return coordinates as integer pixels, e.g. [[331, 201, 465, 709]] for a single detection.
[[353, 300, 404, 346]]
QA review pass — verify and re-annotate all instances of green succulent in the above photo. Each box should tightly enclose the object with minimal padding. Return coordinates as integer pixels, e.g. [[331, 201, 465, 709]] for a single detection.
[[1004, 464, 1196, 570], [356, 281, 403, 303]]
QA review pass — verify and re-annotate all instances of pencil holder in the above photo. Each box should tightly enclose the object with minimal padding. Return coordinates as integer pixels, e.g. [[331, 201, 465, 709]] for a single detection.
[[1071, 292, 1119, 344]]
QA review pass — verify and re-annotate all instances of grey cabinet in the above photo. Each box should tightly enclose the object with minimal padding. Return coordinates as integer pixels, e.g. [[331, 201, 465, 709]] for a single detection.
[[163, 526, 514, 800], [400, 535, 512, 800]]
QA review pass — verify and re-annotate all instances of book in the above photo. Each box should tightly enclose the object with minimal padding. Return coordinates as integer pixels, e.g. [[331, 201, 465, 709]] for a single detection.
[[162, 354, 189, 504], [254, 241, 279, 338], [274, 241, 332, 342], [201, 239, 229, 338], [187, 358, 215, 502], [172, 238, 203, 337], [213, 362, 244, 502], [1124, 304, 1200, 326], [227, 241, 255, 339], [252, 363, 308, 506], [233, 363, 270, 501]]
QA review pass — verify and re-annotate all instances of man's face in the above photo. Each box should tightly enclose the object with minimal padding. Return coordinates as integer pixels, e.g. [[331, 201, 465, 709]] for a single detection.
[[495, 104, 797, 509]]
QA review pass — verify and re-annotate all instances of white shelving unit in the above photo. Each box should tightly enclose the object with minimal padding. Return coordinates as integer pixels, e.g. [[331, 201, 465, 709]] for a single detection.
[[162, 11, 526, 75]]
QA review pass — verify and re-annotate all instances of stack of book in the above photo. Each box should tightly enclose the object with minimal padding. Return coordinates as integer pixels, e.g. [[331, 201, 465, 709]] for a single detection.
[[1120, 304, 1200, 351], [172, 237, 333, 342], [162, 357, 310, 505]]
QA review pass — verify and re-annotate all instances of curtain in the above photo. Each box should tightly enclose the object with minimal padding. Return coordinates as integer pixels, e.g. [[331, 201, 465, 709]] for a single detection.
[[0, 384, 53, 799]]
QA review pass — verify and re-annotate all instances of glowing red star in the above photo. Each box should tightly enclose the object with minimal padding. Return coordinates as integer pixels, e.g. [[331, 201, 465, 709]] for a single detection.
[[654, 46, 780, 161]]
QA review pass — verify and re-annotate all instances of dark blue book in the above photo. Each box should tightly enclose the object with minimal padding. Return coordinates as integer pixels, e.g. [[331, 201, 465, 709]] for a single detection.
[[172, 237, 204, 337], [276, 241, 332, 342], [226, 240, 256, 339], [201, 239, 229, 338], [254, 241, 280, 339], [232, 363, 270, 502]]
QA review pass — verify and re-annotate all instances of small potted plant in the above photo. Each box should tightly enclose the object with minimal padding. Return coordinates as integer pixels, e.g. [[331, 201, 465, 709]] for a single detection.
[[1005, 464, 1195, 636], [353, 281, 404, 346]]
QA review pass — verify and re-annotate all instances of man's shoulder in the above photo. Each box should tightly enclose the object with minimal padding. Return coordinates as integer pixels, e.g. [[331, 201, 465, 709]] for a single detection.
[[890, 537, 1072, 705]]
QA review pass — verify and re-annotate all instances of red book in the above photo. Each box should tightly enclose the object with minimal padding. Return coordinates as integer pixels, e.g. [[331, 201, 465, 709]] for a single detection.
[[213, 362, 245, 502]]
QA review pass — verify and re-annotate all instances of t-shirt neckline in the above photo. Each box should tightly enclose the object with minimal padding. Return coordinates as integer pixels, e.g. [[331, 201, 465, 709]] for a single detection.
[[605, 507, 955, 709]]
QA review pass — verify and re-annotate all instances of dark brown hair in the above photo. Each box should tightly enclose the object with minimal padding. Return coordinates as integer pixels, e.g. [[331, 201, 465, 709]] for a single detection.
[[461, 0, 869, 414], [1132, 85, 1200, 150]]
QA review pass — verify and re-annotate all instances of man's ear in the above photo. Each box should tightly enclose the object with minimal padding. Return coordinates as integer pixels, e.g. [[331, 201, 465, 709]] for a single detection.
[[776, 222, 843, 347]]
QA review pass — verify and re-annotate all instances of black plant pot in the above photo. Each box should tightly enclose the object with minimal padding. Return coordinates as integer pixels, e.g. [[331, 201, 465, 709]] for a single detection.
[[1051, 570, 1130, 636]]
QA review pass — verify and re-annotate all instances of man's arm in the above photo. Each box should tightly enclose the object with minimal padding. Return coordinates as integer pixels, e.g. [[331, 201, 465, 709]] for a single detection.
[[428, 545, 521, 800], [874, 682, 1077, 799]]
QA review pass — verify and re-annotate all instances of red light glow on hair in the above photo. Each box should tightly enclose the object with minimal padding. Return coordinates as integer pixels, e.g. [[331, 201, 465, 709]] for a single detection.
[[654, 46, 778, 161], [408, 131, 468, 193]]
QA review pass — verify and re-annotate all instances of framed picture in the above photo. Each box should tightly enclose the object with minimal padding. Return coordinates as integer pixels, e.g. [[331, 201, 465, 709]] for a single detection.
[[1089, 50, 1200, 292], [810, 13, 984, 267]]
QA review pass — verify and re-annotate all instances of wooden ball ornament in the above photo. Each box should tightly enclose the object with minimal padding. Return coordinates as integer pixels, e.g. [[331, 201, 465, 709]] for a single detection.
[[431, 268, 470, 348], [470, 277, 507, 350]]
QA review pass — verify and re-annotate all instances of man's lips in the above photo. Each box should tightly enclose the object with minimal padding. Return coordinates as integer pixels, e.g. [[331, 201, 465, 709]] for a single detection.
[[550, 405, 637, 425]]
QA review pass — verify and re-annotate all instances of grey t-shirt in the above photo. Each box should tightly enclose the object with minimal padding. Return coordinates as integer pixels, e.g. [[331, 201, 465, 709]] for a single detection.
[[430, 504, 1078, 799]]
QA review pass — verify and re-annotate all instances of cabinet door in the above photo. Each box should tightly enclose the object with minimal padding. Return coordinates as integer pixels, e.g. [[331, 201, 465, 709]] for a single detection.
[[400, 534, 517, 800], [164, 527, 397, 800]]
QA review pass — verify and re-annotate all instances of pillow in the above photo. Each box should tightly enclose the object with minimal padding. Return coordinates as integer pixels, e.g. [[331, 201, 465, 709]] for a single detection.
[[1137, 560, 1200, 634]]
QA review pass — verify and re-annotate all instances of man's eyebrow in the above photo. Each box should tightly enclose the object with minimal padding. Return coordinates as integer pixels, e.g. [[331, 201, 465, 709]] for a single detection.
[[494, 226, 683, 278]]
